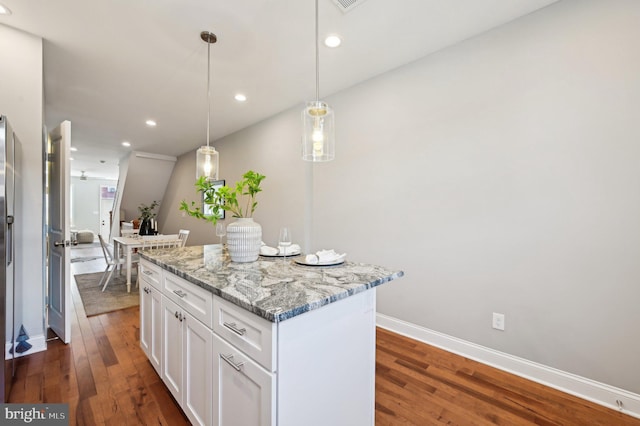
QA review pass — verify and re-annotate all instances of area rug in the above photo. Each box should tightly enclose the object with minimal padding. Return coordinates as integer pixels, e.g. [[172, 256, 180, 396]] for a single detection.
[[74, 271, 139, 317]]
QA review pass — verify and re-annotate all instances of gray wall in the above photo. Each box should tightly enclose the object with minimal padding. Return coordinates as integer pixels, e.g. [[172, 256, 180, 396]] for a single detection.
[[0, 24, 44, 344], [159, 120, 308, 246], [160, 0, 640, 395], [120, 152, 176, 222]]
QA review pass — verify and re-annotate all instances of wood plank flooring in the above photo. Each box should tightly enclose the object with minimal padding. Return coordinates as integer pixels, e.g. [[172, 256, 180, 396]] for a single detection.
[[375, 327, 640, 425], [8, 246, 190, 425], [8, 246, 640, 425]]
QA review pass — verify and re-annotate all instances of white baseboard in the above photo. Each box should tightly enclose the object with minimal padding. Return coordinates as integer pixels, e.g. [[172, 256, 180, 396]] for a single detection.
[[5, 334, 47, 359], [376, 313, 640, 420]]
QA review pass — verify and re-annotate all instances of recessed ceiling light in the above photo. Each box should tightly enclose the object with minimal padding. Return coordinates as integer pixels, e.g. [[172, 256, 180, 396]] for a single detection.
[[145, 120, 157, 127], [122, 141, 131, 147], [70, 146, 78, 152], [234, 94, 247, 102], [0, 4, 12, 15], [324, 35, 342, 48]]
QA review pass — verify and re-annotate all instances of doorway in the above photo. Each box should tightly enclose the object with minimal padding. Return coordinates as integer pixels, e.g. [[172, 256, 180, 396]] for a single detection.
[[99, 185, 116, 238]]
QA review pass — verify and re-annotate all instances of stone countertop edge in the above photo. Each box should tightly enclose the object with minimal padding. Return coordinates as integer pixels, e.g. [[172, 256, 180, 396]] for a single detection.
[[140, 246, 404, 323]]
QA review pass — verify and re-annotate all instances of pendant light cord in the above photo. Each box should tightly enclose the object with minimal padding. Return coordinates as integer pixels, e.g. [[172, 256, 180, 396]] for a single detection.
[[315, 0, 320, 103], [206, 40, 212, 148]]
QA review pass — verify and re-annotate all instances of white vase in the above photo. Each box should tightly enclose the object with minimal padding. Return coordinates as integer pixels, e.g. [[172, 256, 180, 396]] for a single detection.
[[226, 218, 262, 262]]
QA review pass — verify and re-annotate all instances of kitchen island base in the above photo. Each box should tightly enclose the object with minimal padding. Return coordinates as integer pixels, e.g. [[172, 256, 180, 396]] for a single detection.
[[211, 290, 376, 426], [275, 290, 375, 426], [142, 262, 376, 426]]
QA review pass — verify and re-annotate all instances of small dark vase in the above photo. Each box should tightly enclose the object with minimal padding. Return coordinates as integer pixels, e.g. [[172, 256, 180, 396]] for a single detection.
[[139, 218, 153, 236]]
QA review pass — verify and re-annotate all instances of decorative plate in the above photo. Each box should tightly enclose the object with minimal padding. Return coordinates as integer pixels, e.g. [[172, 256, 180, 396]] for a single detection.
[[293, 257, 345, 267], [260, 251, 301, 258]]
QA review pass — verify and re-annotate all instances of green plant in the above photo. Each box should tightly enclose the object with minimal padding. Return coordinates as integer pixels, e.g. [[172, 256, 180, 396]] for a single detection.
[[138, 200, 159, 220], [179, 170, 266, 225]]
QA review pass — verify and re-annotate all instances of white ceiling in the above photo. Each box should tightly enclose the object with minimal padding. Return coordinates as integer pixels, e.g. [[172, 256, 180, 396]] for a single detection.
[[1, 0, 558, 180]]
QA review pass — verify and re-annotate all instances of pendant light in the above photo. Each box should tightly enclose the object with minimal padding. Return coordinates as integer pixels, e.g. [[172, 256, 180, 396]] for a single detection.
[[196, 31, 220, 180], [302, 0, 335, 162]]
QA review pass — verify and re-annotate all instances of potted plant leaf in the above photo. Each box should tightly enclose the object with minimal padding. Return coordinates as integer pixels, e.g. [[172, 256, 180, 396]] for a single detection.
[[138, 200, 159, 235], [180, 170, 266, 262]]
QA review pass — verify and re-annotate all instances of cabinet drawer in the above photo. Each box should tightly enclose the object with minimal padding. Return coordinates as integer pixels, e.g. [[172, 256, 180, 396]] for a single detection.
[[139, 259, 162, 290], [212, 333, 275, 426], [213, 296, 276, 371], [164, 273, 213, 328]]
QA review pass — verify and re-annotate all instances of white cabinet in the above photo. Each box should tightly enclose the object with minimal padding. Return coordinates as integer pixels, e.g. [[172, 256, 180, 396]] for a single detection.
[[213, 296, 275, 371], [139, 258, 162, 287], [184, 307, 214, 426], [139, 259, 163, 375], [162, 296, 183, 402], [158, 265, 216, 426], [164, 271, 213, 327], [162, 295, 214, 426], [212, 333, 275, 426], [142, 261, 378, 426], [276, 290, 376, 426], [140, 282, 162, 374]]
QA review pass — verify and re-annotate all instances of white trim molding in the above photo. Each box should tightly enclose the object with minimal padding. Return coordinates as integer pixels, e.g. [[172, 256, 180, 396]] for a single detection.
[[376, 314, 640, 420], [134, 151, 177, 162], [5, 333, 47, 359]]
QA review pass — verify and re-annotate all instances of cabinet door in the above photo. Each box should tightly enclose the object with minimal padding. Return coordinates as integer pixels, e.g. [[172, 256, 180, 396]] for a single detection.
[[212, 334, 275, 426], [140, 283, 152, 357], [149, 286, 163, 374], [183, 311, 213, 426], [140, 282, 163, 375], [162, 296, 183, 404]]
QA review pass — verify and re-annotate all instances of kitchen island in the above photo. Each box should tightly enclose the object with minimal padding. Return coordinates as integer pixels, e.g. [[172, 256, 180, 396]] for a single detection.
[[139, 244, 403, 426]]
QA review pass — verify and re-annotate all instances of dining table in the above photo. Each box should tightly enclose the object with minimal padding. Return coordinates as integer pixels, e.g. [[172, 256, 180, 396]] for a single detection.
[[112, 234, 180, 292]]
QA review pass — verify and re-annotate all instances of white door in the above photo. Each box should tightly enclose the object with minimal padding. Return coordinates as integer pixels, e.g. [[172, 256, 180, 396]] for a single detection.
[[47, 121, 71, 343], [99, 198, 112, 238], [99, 185, 116, 238], [183, 312, 213, 426]]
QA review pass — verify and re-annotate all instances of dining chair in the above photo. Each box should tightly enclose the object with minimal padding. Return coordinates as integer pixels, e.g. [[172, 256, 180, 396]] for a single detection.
[[98, 234, 139, 291], [178, 229, 190, 247], [141, 236, 181, 248]]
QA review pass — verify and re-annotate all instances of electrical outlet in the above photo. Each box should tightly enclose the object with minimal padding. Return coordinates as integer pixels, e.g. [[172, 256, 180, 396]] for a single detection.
[[492, 312, 505, 331]]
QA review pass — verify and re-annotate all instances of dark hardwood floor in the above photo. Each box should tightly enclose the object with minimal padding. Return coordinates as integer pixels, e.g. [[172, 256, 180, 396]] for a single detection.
[[8, 246, 640, 425]]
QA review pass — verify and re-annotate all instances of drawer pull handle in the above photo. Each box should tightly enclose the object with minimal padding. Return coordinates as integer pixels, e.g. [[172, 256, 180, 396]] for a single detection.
[[173, 289, 187, 298], [220, 353, 244, 371], [144, 270, 153, 276], [174, 311, 184, 322], [144, 287, 150, 294], [223, 322, 246, 336]]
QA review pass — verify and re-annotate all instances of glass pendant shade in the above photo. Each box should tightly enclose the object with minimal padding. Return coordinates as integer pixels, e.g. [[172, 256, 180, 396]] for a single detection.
[[302, 101, 335, 162], [196, 145, 219, 180], [196, 31, 219, 180]]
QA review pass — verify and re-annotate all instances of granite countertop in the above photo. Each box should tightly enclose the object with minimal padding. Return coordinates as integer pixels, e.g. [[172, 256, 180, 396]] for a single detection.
[[140, 244, 404, 323]]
